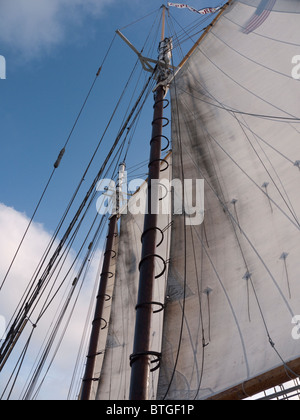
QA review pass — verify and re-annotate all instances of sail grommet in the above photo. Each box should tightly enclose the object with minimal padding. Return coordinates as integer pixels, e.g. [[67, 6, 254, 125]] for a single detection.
[[141, 226, 164, 247], [294, 160, 300, 170], [135, 301, 165, 313], [138, 254, 166, 279], [129, 351, 162, 372]]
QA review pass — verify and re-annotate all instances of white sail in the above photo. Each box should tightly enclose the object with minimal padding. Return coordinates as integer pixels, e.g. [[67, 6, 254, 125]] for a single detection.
[[87, 237, 118, 400], [96, 156, 172, 400], [157, 0, 300, 400], [5, 0, 300, 401]]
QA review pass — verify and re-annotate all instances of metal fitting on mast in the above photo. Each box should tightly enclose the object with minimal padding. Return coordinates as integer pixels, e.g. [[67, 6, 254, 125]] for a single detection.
[[116, 4, 174, 96], [154, 37, 173, 94]]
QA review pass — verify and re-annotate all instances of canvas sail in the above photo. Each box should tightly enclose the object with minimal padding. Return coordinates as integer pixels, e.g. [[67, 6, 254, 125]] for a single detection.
[[157, 0, 300, 400], [95, 156, 172, 400]]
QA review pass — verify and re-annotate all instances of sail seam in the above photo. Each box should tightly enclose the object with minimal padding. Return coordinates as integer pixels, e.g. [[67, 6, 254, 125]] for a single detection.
[[224, 14, 300, 46], [179, 96, 300, 231]]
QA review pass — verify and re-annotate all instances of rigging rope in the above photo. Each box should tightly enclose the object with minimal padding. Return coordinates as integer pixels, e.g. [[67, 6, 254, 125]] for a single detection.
[[178, 93, 300, 231], [185, 145, 300, 381], [1, 6, 164, 398], [162, 46, 188, 401], [0, 73, 155, 376], [0, 34, 117, 293], [22, 216, 105, 400], [178, 86, 300, 123], [5, 115, 141, 399]]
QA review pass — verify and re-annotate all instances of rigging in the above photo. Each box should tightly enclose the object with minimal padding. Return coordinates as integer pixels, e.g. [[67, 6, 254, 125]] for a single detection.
[[0, 35, 116, 292]]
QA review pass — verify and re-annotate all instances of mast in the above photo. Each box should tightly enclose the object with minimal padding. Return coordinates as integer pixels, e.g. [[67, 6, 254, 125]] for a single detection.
[[129, 5, 171, 400], [80, 216, 117, 400], [80, 163, 125, 400]]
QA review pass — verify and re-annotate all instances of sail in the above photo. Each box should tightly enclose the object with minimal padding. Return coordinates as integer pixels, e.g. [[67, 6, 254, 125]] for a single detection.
[[96, 155, 172, 400], [86, 234, 118, 400], [157, 0, 300, 400]]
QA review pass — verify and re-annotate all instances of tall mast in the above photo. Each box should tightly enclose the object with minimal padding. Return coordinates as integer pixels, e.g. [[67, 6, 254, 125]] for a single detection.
[[80, 163, 125, 400], [129, 5, 172, 400], [80, 216, 117, 400]]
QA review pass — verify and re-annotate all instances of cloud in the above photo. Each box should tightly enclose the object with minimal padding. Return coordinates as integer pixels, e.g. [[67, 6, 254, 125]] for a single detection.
[[0, 0, 114, 58], [0, 203, 101, 399]]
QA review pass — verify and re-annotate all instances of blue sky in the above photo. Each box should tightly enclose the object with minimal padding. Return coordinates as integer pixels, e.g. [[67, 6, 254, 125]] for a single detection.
[[0, 0, 220, 231], [0, 0, 158, 231], [0, 0, 221, 399]]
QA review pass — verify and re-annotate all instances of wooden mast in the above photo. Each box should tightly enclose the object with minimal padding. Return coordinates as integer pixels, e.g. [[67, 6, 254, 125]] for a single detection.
[[80, 162, 126, 400], [129, 5, 169, 401], [80, 213, 118, 400]]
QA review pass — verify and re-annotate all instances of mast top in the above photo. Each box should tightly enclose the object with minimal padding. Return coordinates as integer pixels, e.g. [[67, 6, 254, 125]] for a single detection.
[[161, 4, 167, 41]]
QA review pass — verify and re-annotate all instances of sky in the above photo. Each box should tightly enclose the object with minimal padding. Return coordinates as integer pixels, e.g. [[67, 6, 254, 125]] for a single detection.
[[0, 0, 221, 400]]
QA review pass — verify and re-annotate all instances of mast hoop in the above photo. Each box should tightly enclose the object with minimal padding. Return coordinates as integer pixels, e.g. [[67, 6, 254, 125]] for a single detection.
[[96, 293, 111, 301], [158, 181, 169, 201], [138, 254, 166, 279], [150, 134, 170, 151], [100, 271, 114, 279], [135, 301, 165, 314], [100, 318, 108, 330], [106, 232, 118, 238], [86, 350, 103, 359], [82, 377, 99, 383], [141, 226, 164, 247], [129, 351, 162, 372], [148, 158, 169, 172], [152, 116, 169, 127], [104, 249, 117, 258], [92, 317, 107, 330], [153, 98, 169, 109]]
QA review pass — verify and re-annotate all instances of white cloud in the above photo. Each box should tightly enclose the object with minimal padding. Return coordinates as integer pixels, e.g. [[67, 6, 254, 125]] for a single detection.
[[0, 203, 101, 399], [0, 0, 114, 58]]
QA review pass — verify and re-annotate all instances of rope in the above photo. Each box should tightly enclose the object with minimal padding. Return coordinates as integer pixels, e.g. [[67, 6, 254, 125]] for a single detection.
[[178, 93, 300, 232], [190, 225, 207, 400], [190, 153, 300, 382], [3, 9, 163, 398], [0, 35, 117, 292], [0, 72, 155, 375], [178, 86, 300, 123], [162, 45, 188, 401]]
